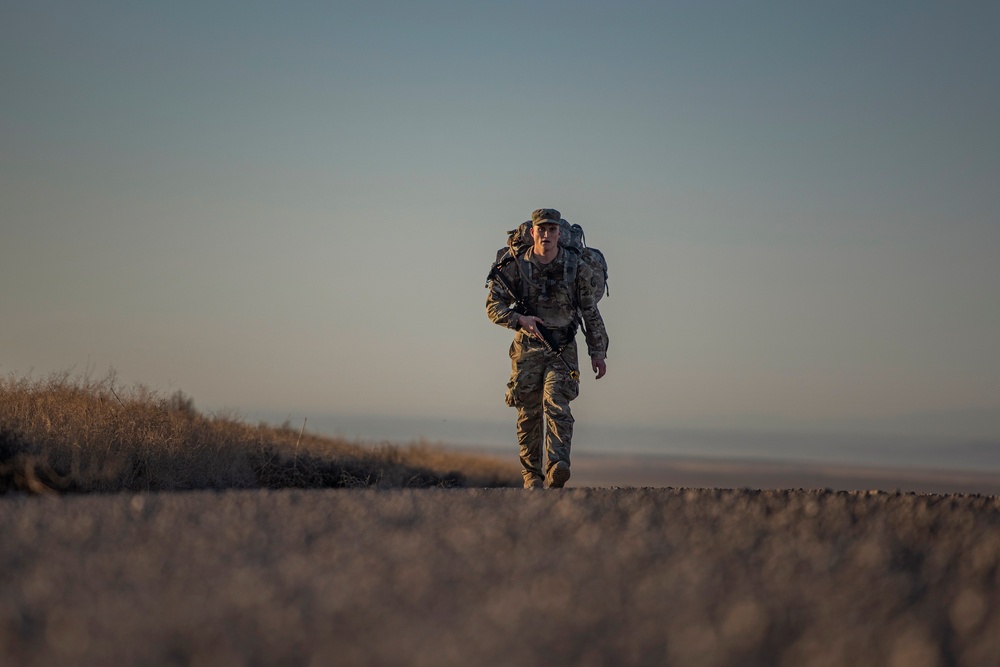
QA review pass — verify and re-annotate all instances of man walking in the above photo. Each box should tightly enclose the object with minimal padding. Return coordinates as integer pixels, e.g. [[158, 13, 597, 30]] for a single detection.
[[486, 208, 609, 489]]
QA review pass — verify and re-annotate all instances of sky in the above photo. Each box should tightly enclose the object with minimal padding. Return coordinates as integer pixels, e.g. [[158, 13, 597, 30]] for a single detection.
[[2, 1, 999, 446]]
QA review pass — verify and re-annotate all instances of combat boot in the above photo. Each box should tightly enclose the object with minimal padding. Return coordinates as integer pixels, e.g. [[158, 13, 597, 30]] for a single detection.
[[523, 476, 543, 489], [546, 461, 571, 489], [522, 472, 544, 489]]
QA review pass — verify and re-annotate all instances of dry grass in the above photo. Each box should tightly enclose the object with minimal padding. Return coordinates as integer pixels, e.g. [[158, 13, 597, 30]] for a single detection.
[[0, 371, 519, 494]]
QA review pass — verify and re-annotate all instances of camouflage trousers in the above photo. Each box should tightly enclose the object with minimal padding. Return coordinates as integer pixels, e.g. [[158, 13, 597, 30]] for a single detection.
[[505, 335, 580, 483]]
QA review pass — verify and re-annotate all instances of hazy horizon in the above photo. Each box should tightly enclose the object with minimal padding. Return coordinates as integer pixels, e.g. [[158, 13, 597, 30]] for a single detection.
[[3, 2, 998, 447], [242, 409, 1000, 474]]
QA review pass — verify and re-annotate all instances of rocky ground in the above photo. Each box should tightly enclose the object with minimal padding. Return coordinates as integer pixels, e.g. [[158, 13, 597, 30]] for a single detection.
[[3, 487, 1000, 666]]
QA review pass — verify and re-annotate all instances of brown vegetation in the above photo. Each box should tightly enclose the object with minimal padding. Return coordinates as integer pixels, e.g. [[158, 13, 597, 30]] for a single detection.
[[0, 372, 519, 494]]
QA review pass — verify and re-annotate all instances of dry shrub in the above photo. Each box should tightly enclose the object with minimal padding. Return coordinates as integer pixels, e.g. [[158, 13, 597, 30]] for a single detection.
[[0, 371, 519, 494], [398, 441, 520, 488]]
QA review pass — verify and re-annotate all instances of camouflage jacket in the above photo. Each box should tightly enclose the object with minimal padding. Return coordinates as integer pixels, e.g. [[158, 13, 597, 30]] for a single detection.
[[486, 247, 609, 360]]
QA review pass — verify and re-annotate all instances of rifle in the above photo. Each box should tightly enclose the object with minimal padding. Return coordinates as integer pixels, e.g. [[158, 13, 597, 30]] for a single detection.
[[486, 262, 567, 359]]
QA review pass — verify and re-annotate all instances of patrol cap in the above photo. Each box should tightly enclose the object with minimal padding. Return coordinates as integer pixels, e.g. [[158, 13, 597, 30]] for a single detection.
[[531, 208, 562, 226]]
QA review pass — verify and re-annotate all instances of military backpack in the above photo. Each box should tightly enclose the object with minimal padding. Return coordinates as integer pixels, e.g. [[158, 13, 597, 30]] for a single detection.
[[490, 215, 609, 308]]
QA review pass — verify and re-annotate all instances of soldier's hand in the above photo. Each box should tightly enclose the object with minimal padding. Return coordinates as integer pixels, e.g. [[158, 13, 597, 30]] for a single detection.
[[592, 357, 607, 379], [517, 315, 547, 342]]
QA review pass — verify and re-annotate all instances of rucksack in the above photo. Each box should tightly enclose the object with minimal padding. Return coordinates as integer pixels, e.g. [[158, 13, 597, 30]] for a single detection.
[[491, 217, 609, 305]]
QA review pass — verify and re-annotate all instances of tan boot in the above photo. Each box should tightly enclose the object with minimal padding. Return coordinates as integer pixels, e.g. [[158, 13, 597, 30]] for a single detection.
[[522, 470, 544, 489], [546, 461, 571, 489]]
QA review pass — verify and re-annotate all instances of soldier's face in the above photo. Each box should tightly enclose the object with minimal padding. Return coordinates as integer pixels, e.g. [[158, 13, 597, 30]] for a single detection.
[[531, 223, 560, 255]]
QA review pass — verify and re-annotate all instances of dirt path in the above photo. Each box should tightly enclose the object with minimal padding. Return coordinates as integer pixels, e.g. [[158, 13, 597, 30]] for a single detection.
[[3, 488, 1000, 666]]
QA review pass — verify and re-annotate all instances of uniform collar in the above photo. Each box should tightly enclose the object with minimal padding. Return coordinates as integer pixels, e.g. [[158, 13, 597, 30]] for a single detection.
[[525, 246, 562, 267]]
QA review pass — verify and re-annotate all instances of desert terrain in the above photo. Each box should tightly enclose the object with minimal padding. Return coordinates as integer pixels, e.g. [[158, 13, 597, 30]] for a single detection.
[[4, 483, 1000, 667], [4, 376, 1000, 665]]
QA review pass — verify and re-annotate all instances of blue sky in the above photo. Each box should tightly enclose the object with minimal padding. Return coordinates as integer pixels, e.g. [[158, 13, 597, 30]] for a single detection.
[[2, 1, 998, 442]]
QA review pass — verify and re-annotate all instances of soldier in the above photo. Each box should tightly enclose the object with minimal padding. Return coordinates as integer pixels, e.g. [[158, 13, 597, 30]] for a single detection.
[[486, 208, 609, 489]]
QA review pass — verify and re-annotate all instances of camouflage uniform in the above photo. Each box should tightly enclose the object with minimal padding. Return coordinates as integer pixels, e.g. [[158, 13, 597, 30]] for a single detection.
[[486, 211, 609, 487]]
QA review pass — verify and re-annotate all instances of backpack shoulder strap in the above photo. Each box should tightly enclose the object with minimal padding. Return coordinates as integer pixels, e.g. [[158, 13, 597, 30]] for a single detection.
[[490, 247, 539, 297], [562, 246, 582, 310]]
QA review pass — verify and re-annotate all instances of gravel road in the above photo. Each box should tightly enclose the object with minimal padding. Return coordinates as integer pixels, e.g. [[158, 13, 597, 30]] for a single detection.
[[3, 487, 1000, 666]]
